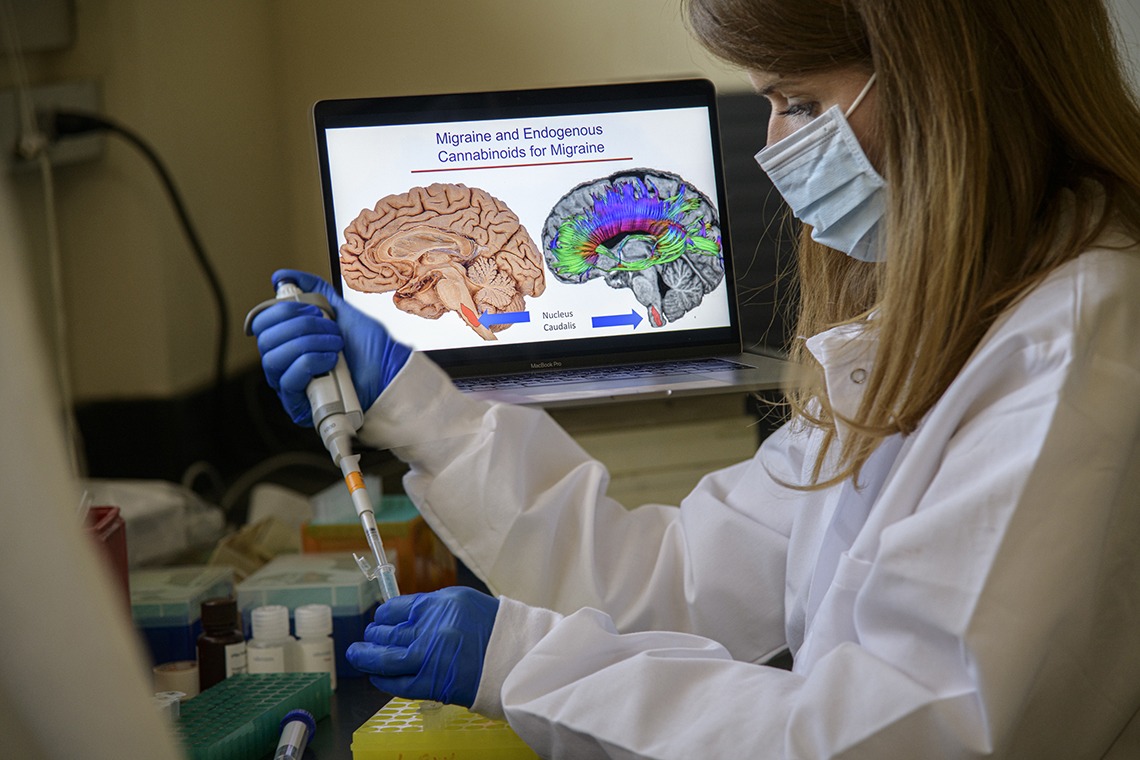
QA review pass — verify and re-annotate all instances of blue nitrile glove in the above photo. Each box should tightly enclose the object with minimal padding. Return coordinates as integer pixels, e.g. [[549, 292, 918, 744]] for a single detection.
[[346, 586, 500, 708], [249, 269, 412, 426]]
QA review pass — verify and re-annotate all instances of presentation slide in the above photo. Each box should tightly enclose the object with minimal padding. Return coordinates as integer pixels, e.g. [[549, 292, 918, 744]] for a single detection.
[[324, 106, 730, 352]]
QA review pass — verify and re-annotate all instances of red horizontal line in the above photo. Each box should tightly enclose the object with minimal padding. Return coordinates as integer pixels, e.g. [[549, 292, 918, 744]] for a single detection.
[[411, 156, 634, 173]]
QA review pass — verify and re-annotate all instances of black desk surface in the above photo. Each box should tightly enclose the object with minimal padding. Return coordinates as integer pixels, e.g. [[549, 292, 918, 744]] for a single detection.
[[273, 676, 391, 760]]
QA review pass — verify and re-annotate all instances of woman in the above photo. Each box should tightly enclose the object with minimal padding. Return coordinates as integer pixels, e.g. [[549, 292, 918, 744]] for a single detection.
[[251, 0, 1140, 756]]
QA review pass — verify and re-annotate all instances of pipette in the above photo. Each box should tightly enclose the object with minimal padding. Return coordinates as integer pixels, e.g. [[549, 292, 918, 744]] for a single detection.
[[344, 453, 401, 603], [245, 279, 400, 602]]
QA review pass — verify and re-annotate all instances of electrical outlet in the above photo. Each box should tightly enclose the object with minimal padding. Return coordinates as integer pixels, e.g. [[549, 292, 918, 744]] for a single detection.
[[0, 80, 103, 171]]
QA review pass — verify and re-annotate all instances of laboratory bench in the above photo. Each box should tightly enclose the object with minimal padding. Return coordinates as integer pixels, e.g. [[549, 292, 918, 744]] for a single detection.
[[278, 562, 493, 759], [292, 393, 783, 759], [295, 677, 391, 760], [269, 677, 540, 760], [110, 382, 784, 758]]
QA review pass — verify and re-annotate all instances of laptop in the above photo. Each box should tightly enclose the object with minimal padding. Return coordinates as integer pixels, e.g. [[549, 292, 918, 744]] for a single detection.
[[312, 79, 789, 408]]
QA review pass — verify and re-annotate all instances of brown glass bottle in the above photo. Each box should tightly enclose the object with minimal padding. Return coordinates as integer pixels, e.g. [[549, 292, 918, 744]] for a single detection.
[[197, 597, 247, 692]]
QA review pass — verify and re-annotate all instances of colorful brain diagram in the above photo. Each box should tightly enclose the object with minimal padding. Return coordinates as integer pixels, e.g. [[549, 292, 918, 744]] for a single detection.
[[339, 171, 722, 340], [339, 183, 546, 340], [541, 169, 723, 327]]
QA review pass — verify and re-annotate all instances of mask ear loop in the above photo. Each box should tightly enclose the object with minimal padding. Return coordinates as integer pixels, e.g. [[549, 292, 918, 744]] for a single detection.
[[845, 73, 877, 118]]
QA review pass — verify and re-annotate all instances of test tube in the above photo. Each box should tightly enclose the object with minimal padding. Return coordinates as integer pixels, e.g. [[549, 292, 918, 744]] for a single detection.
[[273, 709, 316, 760]]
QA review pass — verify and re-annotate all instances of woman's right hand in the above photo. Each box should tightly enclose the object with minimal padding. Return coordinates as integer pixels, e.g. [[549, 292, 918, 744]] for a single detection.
[[249, 269, 412, 426]]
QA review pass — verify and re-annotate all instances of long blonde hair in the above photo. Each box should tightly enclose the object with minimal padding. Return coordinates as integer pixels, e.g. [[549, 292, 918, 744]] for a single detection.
[[686, 0, 1140, 486]]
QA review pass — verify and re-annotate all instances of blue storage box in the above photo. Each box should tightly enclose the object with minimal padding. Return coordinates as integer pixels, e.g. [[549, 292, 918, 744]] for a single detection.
[[236, 553, 380, 678], [130, 565, 236, 665]]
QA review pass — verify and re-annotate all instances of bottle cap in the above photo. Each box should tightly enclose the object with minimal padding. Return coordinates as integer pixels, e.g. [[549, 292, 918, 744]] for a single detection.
[[200, 597, 239, 633], [153, 660, 199, 697], [250, 604, 290, 641], [294, 604, 333, 638]]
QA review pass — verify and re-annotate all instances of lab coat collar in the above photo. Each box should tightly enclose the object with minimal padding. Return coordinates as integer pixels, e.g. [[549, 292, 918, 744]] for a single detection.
[[804, 320, 879, 442]]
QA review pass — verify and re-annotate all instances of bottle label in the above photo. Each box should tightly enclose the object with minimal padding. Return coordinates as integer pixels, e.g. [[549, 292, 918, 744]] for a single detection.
[[247, 644, 285, 674], [224, 641, 248, 677], [298, 639, 336, 690]]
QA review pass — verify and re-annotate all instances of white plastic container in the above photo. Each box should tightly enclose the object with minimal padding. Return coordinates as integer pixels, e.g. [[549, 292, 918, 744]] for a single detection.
[[235, 553, 380, 679], [293, 604, 336, 690], [246, 605, 295, 674]]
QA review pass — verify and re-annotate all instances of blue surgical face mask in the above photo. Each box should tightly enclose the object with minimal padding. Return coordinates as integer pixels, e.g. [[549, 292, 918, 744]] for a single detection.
[[755, 74, 885, 262]]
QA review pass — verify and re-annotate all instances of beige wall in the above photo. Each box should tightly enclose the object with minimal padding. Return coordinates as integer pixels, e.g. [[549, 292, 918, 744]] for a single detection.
[[3, 0, 743, 403]]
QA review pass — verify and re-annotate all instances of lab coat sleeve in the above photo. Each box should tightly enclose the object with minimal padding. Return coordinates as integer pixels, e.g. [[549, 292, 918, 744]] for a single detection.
[[357, 352, 805, 663], [412, 251, 1140, 759]]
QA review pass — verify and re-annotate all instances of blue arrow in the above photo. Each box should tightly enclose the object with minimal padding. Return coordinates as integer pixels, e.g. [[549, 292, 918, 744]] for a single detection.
[[591, 310, 643, 329], [478, 310, 530, 328]]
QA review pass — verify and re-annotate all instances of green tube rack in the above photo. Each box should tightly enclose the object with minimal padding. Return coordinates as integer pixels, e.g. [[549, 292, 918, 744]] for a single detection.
[[352, 698, 540, 759], [176, 672, 331, 760]]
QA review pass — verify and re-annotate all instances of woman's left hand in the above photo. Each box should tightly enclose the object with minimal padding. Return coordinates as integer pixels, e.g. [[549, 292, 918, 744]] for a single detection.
[[346, 586, 500, 708]]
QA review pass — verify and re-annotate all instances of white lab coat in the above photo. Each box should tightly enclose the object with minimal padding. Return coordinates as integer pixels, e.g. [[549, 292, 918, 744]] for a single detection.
[[357, 232, 1140, 759]]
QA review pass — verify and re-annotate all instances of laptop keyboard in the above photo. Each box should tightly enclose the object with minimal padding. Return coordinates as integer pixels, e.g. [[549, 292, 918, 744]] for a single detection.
[[451, 358, 747, 391]]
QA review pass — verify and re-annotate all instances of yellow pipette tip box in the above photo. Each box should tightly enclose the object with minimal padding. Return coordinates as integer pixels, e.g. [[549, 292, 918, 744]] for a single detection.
[[351, 698, 540, 759]]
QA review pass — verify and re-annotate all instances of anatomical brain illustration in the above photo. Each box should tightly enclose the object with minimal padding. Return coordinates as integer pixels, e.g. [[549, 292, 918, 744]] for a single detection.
[[340, 183, 546, 340], [542, 169, 724, 327]]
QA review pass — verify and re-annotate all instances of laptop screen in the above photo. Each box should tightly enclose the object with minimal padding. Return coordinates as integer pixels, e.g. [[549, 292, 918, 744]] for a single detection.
[[313, 79, 742, 377]]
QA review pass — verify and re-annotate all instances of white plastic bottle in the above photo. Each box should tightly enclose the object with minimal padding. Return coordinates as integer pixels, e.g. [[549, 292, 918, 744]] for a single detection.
[[293, 604, 336, 690], [246, 605, 295, 674]]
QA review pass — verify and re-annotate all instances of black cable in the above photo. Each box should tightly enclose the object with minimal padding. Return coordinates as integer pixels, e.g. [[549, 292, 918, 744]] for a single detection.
[[47, 110, 231, 439]]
